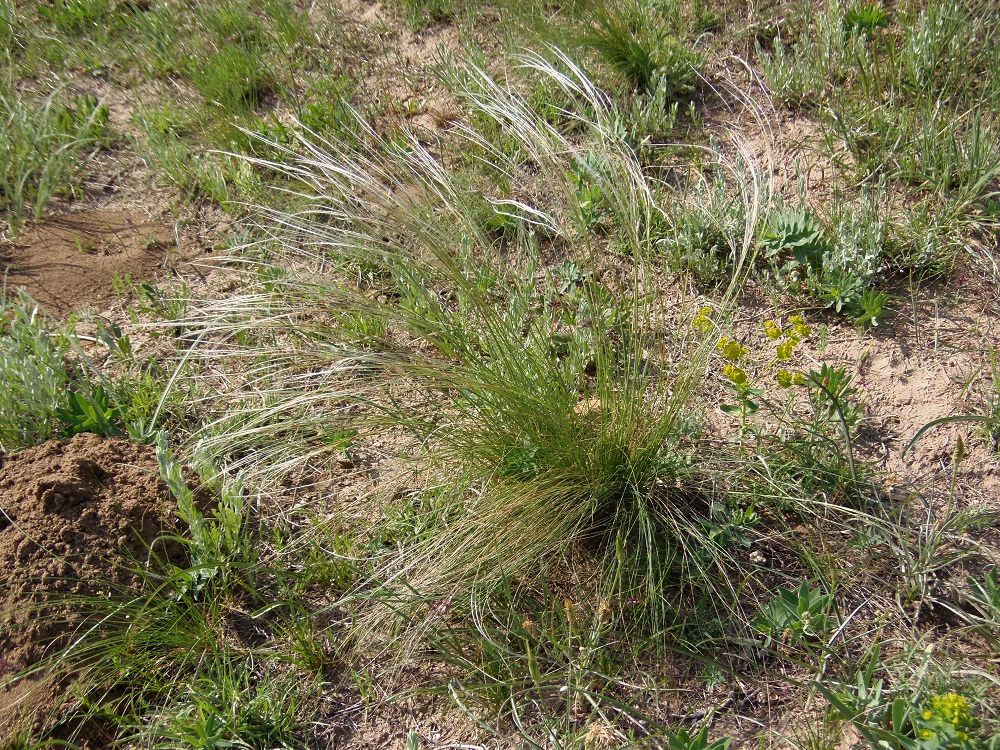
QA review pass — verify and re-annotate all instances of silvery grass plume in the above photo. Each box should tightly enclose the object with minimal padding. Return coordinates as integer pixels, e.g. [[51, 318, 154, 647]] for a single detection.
[[176, 50, 780, 645]]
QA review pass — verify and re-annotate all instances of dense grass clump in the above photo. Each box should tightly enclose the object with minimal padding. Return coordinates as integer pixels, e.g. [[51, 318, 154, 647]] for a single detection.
[[583, 0, 703, 99]]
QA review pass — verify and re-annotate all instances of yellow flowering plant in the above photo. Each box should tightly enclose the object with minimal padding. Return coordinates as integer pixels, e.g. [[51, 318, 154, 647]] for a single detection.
[[910, 693, 982, 750], [717, 336, 760, 429], [818, 647, 989, 750], [692, 305, 715, 334], [696, 309, 813, 431]]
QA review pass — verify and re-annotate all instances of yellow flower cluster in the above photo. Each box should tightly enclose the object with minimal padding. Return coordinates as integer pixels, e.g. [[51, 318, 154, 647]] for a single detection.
[[692, 306, 714, 334], [766, 314, 811, 386], [929, 692, 972, 727], [787, 314, 811, 341], [723, 363, 748, 385], [713, 336, 749, 385], [776, 340, 795, 360], [917, 692, 975, 743], [696, 307, 813, 391], [763, 320, 782, 339], [716, 336, 748, 362], [774, 369, 805, 388]]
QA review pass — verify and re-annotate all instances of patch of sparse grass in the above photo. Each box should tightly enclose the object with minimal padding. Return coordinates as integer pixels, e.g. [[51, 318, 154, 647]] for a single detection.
[[190, 43, 278, 113], [759, 0, 1000, 276], [396, 0, 463, 31], [0, 291, 197, 451], [0, 81, 109, 235], [0, 0, 15, 52], [36, 0, 114, 35], [9, 0, 338, 213], [183, 0, 310, 114], [983, 350, 1000, 452], [134, 106, 269, 206]]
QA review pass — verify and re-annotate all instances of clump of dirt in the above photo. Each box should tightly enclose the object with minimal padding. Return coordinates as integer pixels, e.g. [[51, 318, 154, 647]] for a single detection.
[[0, 209, 173, 315], [0, 433, 180, 739]]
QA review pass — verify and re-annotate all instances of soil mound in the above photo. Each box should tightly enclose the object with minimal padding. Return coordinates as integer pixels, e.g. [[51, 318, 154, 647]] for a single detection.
[[0, 433, 179, 738], [0, 209, 173, 315]]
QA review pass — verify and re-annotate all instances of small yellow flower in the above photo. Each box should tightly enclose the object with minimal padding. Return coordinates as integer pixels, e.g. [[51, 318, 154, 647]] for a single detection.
[[791, 371, 805, 386], [776, 369, 793, 388], [723, 363, 748, 385], [922, 709, 933, 721], [775, 340, 795, 360], [763, 320, 782, 339], [717, 336, 748, 361]]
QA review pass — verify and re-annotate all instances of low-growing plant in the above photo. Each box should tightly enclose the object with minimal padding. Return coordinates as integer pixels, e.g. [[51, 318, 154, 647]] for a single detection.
[[879, 491, 993, 619], [762, 207, 828, 275], [0, 290, 194, 451], [961, 568, 1000, 646], [434, 580, 620, 725], [656, 165, 746, 285], [842, 3, 889, 36], [0, 291, 76, 450], [755, 580, 833, 648], [818, 648, 998, 750], [144, 661, 304, 750], [58, 385, 123, 438], [851, 287, 890, 328], [817, 269, 864, 314], [157, 435, 252, 594], [667, 726, 733, 750]]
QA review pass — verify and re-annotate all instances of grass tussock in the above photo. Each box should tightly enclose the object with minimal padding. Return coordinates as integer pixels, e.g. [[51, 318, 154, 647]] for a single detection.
[[164, 53, 896, 655]]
